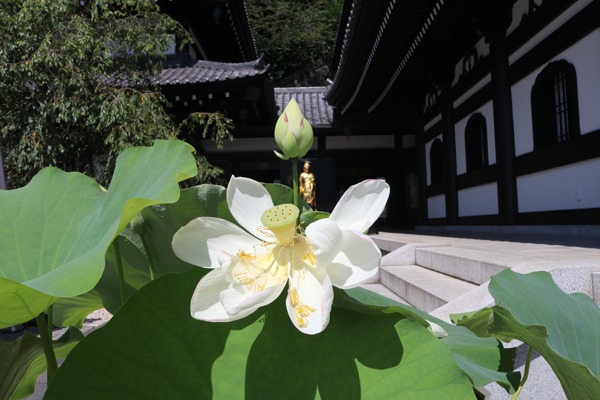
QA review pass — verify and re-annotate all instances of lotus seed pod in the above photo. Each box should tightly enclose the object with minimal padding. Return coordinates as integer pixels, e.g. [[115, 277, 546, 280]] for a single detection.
[[261, 204, 299, 243]]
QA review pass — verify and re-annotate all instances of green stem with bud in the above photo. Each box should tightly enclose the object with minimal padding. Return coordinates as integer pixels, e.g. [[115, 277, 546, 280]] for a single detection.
[[47, 305, 53, 337], [511, 346, 534, 400], [140, 235, 156, 281], [35, 312, 58, 383], [113, 236, 126, 306], [292, 158, 299, 209]]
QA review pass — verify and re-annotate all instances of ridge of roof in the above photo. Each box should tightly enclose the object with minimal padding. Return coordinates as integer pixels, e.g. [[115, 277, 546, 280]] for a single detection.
[[274, 87, 329, 92], [158, 55, 269, 85]]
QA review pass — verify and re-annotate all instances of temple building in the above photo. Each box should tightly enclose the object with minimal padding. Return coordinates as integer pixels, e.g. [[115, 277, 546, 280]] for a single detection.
[[325, 0, 600, 228], [160, 0, 600, 230]]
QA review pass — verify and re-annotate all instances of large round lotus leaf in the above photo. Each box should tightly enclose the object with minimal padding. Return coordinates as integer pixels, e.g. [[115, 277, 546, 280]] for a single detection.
[[345, 287, 520, 393], [45, 268, 476, 400], [0, 139, 196, 328]]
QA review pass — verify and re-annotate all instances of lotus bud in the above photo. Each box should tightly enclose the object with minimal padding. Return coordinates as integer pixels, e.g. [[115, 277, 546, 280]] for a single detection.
[[130, 213, 145, 236], [274, 98, 313, 159]]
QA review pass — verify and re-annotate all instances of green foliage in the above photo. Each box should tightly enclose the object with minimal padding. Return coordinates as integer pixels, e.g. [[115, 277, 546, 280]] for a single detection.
[[4, 143, 600, 399], [0, 0, 233, 188], [0, 139, 196, 328], [0, 327, 83, 400], [299, 210, 331, 231], [44, 268, 478, 400], [453, 269, 600, 400], [51, 290, 104, 329], [178, 112, 235, 187], [246, 0, 341, 81], [264, 182, 312, 213]]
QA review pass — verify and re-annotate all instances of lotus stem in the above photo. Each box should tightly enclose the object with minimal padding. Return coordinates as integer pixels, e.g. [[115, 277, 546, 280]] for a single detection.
[[140, 235, 155, 281], [292, 158, 299, 209], [114, 236, 126, 306], [35, 313, 58, 383], [511, 345, 534, 400], [47, 305, 53, 337]]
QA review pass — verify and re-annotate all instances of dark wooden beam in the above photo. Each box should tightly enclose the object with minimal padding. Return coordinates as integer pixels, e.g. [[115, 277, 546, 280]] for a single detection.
[[441, 89, 458, 225], [489, 28, 518, 225], [415, 110, 428, 225]]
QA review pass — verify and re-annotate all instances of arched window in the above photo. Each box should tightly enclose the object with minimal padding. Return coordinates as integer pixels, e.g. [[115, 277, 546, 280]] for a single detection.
[[465, 113, 489, 172], [531, 60, 580, 150], [430, 138, 443, 185]]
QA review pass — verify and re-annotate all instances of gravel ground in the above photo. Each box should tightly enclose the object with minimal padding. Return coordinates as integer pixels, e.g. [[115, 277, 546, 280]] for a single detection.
[[0, 308, 113, 342]]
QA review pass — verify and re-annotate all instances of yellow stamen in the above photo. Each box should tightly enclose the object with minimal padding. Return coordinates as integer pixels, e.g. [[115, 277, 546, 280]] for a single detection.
[[290, 288, 316, 328]]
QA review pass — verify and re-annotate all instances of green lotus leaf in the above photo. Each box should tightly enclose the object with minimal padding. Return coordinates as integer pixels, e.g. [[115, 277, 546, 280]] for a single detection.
[[0, 327, 83, 400], [455, 269, 600, 400], [96, 226, 152, 314], [0, 139, 196, 328], [45, 268, 476, 399], [263, 182, 311, 214], [344, 286, 520, 393], [299, 211, 330, 231], [52, 290, 104, 329]]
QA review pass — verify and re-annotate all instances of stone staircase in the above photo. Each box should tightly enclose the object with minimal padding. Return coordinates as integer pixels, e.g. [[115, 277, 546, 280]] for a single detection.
[[362, 240, 474, 312], [360, 231, 585, 313], [362, 234, 542, 313]]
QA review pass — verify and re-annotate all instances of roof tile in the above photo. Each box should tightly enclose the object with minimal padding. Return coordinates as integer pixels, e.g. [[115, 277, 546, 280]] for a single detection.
[[157, 56, 268, 86], [274, 87, 334, 126]]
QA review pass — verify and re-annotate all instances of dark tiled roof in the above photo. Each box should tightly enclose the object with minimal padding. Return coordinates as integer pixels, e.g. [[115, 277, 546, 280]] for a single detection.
[[274, 87, 334, 126], [158, 56, 268, 86]]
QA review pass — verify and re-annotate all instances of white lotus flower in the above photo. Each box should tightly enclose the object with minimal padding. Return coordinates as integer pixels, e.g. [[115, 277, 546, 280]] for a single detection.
[[172, 176, 389, 335]]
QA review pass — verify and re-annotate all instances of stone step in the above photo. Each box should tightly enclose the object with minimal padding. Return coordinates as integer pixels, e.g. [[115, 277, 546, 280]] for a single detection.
[[415, 246, 543, 285], [359, 283, 413, 306], [381, 265, 478, 313], [364, 241, 450, 284]]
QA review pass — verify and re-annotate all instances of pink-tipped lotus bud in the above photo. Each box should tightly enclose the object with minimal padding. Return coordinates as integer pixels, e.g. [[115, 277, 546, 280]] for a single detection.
[[274, 98, 313, 159]]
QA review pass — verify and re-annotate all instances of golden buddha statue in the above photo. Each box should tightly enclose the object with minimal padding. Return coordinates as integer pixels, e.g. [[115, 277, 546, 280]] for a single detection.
[[299, 161, 316, 208]]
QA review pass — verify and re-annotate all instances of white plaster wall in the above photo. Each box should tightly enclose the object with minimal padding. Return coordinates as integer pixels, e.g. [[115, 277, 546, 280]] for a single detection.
[[428, 194, 446, 219], [424, 134, 443, 186], [517, 158, 600, 213], [454, 101, 497, 175], [512, 29, 600, 156], [458, 183, 499, 217]]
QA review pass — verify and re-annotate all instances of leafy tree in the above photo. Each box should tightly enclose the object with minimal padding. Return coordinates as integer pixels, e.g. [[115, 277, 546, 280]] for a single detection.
[[0, 0, 233, 189], [246, 0, 342, 82]]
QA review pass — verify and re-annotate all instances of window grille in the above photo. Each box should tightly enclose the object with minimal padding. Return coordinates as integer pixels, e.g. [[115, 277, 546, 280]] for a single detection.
[[553, 70, 570, 142], [531, 60, 580, 150]]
